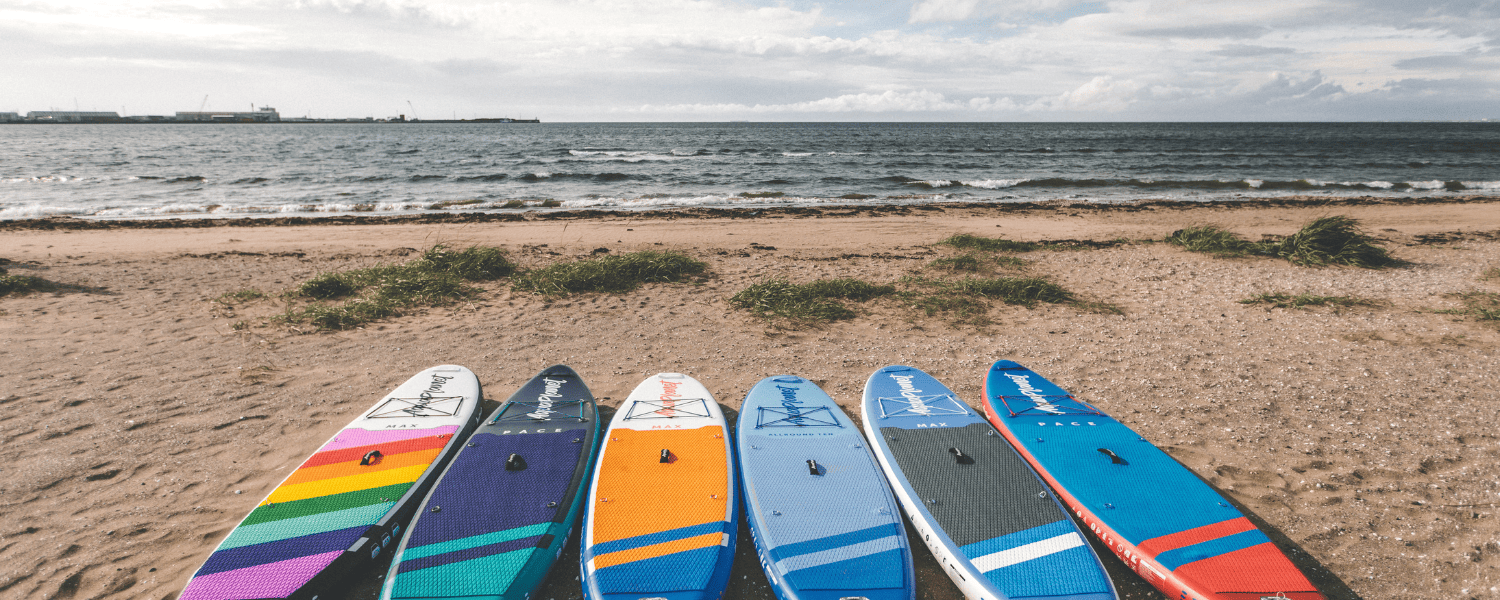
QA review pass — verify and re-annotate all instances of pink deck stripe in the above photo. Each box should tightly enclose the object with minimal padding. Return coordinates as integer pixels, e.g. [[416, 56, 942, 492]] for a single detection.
[[179, 550, 341, 600], [318, 425, 459, 452]]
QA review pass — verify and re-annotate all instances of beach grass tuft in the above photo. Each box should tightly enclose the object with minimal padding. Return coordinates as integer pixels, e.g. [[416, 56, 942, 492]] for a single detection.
[[730, 277, 895, 325], [1168, 216, 1398, 268], [0, 273, 56, 297], [215, 289, 266, 304], [898, 274, 1077, 326], [281, 244, 514, 330], [928, 252, 1025, 272], [937, 233, 1041, 253], [1262, 216, 1399, 268], [512, 250, 708, 296], [1479, 267, 1499, 282], [1439, 291, 1500, 322], [1240, 293, 1382, 310], [1165, 226, 1256, 257]]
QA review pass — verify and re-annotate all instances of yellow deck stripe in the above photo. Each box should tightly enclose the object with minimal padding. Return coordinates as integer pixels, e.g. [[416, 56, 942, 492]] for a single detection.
[[261, 463, 429, 506]]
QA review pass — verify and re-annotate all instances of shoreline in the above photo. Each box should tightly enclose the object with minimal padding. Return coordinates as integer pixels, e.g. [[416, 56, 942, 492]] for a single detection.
[[2, 206, 1498, 600], [2, 194, 1499, 231]]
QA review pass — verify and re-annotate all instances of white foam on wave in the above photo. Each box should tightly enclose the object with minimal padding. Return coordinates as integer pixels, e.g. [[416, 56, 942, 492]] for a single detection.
[[2, 175, 76, 184], [781, 152, 813, 157], [1406, 180, 1446, 190], [1461, 181, 1500, 190], [918, 180, 955, 188], [0, 204, 92, 218], [1244, 179, 1264, 188], [961, 179, 1027, 189], [568, 150, 688, 162]]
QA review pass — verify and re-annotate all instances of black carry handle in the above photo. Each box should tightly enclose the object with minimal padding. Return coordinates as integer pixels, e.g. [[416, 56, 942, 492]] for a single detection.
[[1097, 448, 1126, 465], [506, 453, 527, 471], [660, 449, 672, 463], [807, 459, 820, 475], [948, 447, 972, 464], [360, 450, 382, 466]]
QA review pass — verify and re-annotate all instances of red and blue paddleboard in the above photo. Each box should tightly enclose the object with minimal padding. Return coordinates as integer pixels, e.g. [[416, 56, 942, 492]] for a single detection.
[[981, 360, 1324, 600]]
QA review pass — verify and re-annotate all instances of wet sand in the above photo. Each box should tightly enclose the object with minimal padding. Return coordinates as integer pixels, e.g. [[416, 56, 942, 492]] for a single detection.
[[2, 198, 1499, 600]]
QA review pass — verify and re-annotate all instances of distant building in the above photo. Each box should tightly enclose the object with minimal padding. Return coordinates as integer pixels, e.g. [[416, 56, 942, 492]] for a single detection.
[[176, 106, 280, 122], [26, 111, 122, 122], [0, 112, 20, 123]]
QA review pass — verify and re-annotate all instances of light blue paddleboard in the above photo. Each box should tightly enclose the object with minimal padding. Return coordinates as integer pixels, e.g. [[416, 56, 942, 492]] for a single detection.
[[737, 375, 915, 600]]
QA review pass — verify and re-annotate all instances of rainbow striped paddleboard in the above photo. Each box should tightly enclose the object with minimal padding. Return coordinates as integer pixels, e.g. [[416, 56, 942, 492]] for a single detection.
[[581, 373, 737, 600], [738, 375, 914, 600], [982, 360, 1324, 600], [862, 365, 1116, 600], [180, 365, 483, 600], [379, 364, 601, 600]]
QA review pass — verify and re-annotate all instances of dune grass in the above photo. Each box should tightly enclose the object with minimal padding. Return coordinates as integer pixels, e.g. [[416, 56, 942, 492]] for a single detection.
[[1167, 216, 1399, 268], [730, 277, 896, 325], [1440, 291, 1500, 322], [0, 273, 55, 297], [214, 289, 266, 304], [1164, 226, 1256, 257], [1479, 267, 1499, 282], [937, 233, 1042, 253], [511, 250, 707, 296], [927, 252, 1026, 273], [1240, 293, 1382, 310], [281, 244, 515, 330]]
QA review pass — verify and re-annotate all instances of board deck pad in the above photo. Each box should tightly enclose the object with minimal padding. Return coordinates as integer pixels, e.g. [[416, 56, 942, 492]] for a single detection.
[[181, 365, 483, 600], [380, 364, 601, 600], [737, 375, 914, 600], [862, 365, 1115, 600], [581, 373, 737, 600], [982, 360, 1324, 600]]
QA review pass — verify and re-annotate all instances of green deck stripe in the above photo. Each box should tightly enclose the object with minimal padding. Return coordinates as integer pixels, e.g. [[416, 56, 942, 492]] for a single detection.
[[400, 522, 553, 562], [241, 482, 414, 527], [219, 502, 396, 551]]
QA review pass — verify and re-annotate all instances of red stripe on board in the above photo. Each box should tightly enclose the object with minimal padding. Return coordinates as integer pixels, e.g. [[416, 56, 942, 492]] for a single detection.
[[297, 434, 452, 469], [1173, 542, 1323, 599], [1137, 517, 1256, 558]]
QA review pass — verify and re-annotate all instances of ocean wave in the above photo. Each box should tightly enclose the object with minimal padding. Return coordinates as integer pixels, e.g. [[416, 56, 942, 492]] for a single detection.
[[2, 175, 76, 184], [892, 177, 1485, 192]]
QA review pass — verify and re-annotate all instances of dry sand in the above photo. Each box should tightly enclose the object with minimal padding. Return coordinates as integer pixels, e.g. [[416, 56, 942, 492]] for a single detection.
[[2, 199, 1499, 600]]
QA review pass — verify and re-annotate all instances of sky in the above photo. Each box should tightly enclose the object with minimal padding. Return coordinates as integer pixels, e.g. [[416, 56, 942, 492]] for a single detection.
[[2, 0, 1497, 121]]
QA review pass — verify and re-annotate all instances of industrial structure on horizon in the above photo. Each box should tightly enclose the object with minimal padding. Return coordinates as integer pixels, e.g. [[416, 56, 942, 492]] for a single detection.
[[2, 106, 539, 124]]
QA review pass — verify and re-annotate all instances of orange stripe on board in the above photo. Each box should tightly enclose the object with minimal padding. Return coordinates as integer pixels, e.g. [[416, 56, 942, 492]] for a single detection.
[[299, 435, 453, 469], [280, 448, 441, 487], [1172, 542, 1322, 599], [592, 532, 723, 570], [1137, 517, 1255, 558], [591, 426, 728, 545]]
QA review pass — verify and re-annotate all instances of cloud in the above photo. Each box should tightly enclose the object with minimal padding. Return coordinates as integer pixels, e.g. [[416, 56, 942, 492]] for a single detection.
[[1211, 44, 1298, 57], [1128, 24, 1272, 39]]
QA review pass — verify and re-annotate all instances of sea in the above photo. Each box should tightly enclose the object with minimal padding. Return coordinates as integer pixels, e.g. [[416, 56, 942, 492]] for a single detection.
[[3, 122, 1498, 220]]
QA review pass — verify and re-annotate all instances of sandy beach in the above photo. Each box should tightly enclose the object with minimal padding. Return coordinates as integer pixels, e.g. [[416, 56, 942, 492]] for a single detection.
[[3, 197, 1499, 600]]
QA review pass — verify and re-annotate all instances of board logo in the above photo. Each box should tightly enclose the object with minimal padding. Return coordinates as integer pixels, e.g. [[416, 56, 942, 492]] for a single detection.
[[527, 377, 567, 419], [775, 385, 805, 422], [367, 373, 463, 418], [877, 376, 969, 419], [1003, 374, 1064, 414], [890, 375, 931, 414], [658, 380, 681, 416]]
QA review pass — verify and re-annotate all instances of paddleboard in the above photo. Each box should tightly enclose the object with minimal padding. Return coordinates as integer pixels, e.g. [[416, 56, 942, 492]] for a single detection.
[[580, 373, 737, 600], [379, 364, 601, 600], [737, 375, 914, 600], [861, 365, 1116, 600], [982, 360, 1324, 600], [180, 365, 484, 600]]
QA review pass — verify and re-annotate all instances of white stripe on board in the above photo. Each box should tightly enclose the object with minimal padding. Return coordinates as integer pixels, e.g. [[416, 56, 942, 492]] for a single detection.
[[969, 532, 1084, 573], [776, 535, 903, 575]]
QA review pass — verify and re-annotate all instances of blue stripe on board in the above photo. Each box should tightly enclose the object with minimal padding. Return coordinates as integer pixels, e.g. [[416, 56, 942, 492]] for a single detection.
[[768, 523, 902, 563], [594, 545, 721, 594], [586, 521, 728, 560], [983, 542, 1111, 598], [1156, 529, 1272, 572], [396, 535, 543, 574], [217, 502, 394, 551], [197, 526, 366, 576], [783, 547, 906, 592], [958, 519, 1074, 560]]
